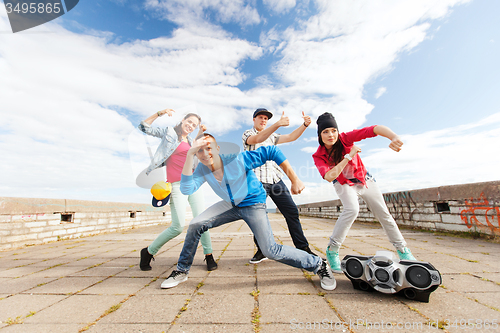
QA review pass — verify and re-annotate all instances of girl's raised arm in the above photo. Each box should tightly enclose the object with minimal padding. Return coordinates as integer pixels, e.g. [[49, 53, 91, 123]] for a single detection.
[[143, 108, 175, 126], [373, 125, 403, 152]]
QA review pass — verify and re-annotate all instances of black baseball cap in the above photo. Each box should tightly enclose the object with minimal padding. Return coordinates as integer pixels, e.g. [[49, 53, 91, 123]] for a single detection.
[[253, 108, 273, 120]]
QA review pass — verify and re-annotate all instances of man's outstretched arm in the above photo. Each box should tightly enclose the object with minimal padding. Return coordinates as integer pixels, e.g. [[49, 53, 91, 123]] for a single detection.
[[245, 112, 289, 145], [276, 111, 312, 144], [242, 145, 305, 195], [278, 160, 305, 194], [180, 137, 209, 195]]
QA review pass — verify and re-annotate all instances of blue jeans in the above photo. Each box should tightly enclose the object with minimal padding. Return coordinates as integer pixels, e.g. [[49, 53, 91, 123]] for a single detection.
[[176, 201, 321, 273], [255, 180, 309, 249]]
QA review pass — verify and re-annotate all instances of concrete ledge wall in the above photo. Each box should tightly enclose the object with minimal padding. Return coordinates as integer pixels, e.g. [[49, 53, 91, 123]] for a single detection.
[[0, 197, 175, 251], [297, 181, 500, 237]]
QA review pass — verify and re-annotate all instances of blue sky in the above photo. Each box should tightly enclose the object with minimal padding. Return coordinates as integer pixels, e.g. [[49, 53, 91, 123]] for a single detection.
[[1, 0, 499, 208]]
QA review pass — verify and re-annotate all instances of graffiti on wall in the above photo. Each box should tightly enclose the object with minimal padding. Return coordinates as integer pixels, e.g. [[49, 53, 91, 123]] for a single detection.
[[383, 191, 416, 222], [460, 192, 500, 235]]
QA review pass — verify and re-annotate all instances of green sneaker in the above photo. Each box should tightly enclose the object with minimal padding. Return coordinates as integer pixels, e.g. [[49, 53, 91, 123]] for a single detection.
[[397, 247, 416, 260], [326, 247, 342, 273]]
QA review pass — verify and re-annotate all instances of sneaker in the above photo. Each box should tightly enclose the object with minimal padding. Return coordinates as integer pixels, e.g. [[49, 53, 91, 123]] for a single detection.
[[161, 270, 188, 289], [326, 247, 342, 273], [397, 247, 416, 260], [316, 259, 336, 290], [204, 254, 218, 271], [299, 245, 318, 256], [140, 247, 154, 271], [249, 249, 268, 264]]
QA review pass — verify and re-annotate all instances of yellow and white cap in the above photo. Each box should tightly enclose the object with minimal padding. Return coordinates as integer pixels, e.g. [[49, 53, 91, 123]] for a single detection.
[[151, 181, 172, 207]]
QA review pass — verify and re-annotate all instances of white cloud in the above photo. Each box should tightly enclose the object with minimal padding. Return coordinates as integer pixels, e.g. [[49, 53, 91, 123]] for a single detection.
[[256, 0, 471, 129], [375, 87, 387, 99], [301, 146, 317, 154], [281, 179, 338, 206], [144, 0, 261, 30], [0, 0, 478, 204], [0, 12, 262, 202], [253, 75, 274, 87], [361, 112, 500, 193], [259, 26, 286, 54], [302, 136, 318, 143], [263, 0, 297, 13], [289, 112, 500, 206]]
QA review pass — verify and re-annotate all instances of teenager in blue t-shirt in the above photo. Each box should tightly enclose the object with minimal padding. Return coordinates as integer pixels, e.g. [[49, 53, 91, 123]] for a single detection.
[[160, 133, 336, 291]]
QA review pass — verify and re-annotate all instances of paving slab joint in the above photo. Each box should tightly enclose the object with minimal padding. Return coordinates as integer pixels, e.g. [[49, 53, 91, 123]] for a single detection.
[[251, 276, 261, 332]]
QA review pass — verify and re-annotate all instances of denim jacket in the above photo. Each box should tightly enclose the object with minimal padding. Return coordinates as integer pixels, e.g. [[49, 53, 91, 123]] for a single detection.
[[138, 121, 193, 175]]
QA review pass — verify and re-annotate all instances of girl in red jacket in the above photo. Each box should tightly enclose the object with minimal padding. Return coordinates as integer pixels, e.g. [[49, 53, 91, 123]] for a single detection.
[[312, 112, 415, 273]]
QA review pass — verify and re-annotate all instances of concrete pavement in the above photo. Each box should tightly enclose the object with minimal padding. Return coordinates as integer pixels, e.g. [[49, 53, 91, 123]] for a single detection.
[[1, 214, 500, 332]]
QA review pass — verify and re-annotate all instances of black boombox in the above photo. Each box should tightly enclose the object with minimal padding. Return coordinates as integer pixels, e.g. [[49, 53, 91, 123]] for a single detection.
[[341, 251, 441, 302]]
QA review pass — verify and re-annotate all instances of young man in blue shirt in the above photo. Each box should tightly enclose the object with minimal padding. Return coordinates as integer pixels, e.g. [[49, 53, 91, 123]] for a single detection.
[[160, 133, 336, 290], [243, 108, 316, 263]]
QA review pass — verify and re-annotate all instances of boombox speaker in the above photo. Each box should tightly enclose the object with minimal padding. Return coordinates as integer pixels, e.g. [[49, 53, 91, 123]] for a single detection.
[[341, 251, 441, 302]]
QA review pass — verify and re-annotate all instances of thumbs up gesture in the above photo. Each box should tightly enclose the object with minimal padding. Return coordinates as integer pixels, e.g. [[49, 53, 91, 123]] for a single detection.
[[302, 111, 311, 127], [277, 111, 290, 127]]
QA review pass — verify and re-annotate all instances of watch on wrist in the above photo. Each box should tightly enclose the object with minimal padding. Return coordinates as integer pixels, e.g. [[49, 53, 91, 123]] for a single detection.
[[344, 154, 352, 161]]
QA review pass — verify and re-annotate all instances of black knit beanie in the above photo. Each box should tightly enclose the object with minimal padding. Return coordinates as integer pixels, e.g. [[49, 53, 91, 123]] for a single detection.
[[316, 112, 338, 136]]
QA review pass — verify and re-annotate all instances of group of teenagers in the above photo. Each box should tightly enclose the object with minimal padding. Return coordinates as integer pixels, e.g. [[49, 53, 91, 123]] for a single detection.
[[137, 107, 416, 291]]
